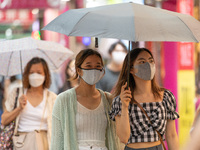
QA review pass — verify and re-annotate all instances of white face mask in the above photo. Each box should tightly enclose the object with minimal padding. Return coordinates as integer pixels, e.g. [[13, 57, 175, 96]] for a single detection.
[[112, 51, 127, 65], [29, 73, 45, 87], [80, 69, 104, 85]]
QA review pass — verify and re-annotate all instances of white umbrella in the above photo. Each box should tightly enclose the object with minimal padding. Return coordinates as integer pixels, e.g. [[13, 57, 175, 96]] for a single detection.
[[0, 37, 74, 77], [42, 2, 200, 88], [42, 2, 200, 42]]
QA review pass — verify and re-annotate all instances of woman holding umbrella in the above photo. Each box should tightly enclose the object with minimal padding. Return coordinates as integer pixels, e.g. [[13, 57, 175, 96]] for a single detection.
[[1, 57, 57, 150], [109, 48, 179, 150], [51, 49, 120, 150]]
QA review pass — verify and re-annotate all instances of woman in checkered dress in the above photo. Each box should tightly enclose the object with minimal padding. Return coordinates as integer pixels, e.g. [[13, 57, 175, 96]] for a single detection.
[[109, 48, 179, 150]]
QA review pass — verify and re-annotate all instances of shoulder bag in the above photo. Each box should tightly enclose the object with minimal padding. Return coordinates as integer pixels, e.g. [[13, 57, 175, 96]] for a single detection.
[[0, 88, 19, 150]]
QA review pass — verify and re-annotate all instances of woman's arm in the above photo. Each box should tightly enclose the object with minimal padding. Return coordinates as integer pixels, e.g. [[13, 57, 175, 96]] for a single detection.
[[50, 115, 64, 150], [1, 94, 26, 125], [50, 94, 64, 150], [115, 82, 132, 143], [115, 107, 130, 144], [1, 107, 22, 125], [192, 106, 200, 128], [183, 118, 200, 150], [165, 119, 179, 150]]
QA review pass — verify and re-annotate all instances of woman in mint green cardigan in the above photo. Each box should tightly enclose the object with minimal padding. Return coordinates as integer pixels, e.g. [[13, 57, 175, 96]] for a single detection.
[[51, 49, 120, 150]]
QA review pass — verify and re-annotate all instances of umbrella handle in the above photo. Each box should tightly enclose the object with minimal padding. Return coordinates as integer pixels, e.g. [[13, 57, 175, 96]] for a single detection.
[[126, 41, 131, 89], [95, 37, 98, 48], [20, 51, 24, 94]]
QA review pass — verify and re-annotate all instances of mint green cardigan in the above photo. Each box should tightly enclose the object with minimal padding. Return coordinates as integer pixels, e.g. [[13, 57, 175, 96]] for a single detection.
[[50, 88, 120, 150]]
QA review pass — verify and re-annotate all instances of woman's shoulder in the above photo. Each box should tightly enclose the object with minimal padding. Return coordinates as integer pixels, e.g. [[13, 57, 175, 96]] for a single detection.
[[5, 87, 22, 112], [59, 88, 75, 96], [53, 88, 76, 114], [47, 89, 57, 97], [163, 89, 176, 99], [9, 86, 22, 98], [163, 89, 177, 106], [55, 88, 76, 103]]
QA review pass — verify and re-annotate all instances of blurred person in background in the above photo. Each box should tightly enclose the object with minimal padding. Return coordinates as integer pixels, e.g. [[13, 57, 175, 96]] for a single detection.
[[58, 59, 79, 93], [183, 117, 200, 150], [7, 75, 23, 94], [49, 70, 63, 94], [2, 75, 23, 111], [51, 49, 120, 150], [96, 41, 128, 93], [1, 57, 57, 150], [190, 105, 200, 135]]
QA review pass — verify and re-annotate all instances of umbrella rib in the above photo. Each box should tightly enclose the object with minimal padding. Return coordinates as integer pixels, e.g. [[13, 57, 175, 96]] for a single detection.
[[68, 12, 90, 35], [39, 49, 58, 69], [176, 17, 198, 42], [6, 51, 14, 76]]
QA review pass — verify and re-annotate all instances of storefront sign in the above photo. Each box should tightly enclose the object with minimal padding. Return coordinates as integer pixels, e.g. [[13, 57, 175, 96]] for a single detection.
[[177, 0, 193, 15], [0, 0, 60, 9], [178, 42, 194, 70], [178, 70, 195, 146], [177, 0, 195, 148], [0, 9, 34, 23]]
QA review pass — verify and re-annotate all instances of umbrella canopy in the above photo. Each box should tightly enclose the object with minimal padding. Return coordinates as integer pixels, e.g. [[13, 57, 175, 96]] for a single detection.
[[0, 37, 74, 76], [42, 2, 200, 43]]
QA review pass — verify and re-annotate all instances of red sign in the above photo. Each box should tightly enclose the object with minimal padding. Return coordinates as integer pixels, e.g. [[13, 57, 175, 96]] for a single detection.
[[178, 42, 194, 70], [177, 0, 194, 70], [0, 0, 60, 9], [0, 9, 34, 24], [177, 0, 193, 15]]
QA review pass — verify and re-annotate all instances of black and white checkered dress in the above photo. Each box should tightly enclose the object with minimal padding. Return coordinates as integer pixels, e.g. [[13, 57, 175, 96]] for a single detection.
[[109, 90, 179, 144]]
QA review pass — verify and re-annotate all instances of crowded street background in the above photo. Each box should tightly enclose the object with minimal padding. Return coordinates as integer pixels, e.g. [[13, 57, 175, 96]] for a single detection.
[[0, 0, 200, 150]]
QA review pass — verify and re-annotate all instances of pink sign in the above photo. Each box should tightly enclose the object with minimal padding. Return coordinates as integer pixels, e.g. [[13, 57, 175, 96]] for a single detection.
[[177, 0, 194, 70], [0, 9, 34, 24], [178, 42, 194, 70], [0, 0, 60, 9], [177, 0, 193, 15]]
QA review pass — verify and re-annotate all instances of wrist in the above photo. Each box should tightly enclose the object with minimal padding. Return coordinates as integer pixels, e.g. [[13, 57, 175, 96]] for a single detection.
[[121, 108, 129, 115], [17, 106, 23, 111], [122, 105, 129, 110]]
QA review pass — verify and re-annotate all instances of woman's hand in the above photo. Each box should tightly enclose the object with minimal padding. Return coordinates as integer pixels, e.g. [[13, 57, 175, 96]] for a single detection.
[[19, 94, 27, 109], [1, 94, 27, 125], [120, 82, 132, 108]]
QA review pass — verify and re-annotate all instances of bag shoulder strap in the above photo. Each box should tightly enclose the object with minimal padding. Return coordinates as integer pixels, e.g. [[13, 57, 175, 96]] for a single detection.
[[13, 88, 20, 135], [38, 90, 49, 131], [133, 99, 166, 150], [104, 92, 113, 105]]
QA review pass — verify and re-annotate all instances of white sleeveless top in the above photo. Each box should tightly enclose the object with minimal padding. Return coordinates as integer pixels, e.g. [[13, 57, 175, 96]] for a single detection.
[[76, 98, 107, 148], [17, 89, 48, 132]]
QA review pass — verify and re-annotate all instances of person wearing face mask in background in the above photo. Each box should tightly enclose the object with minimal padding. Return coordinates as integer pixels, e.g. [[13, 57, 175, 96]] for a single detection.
[[51, 49, 120, 150], [1, 57, 57, 150], [109, 48, 179, 150], [96, 41, 128, 93]]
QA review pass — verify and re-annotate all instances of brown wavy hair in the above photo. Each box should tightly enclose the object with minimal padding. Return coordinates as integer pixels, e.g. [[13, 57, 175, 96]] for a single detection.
[[23, 57, 51, 89], [113, 48, 165, 101]]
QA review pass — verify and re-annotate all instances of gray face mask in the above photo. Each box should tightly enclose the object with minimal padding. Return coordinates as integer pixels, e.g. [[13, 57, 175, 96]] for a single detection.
[[134, 62, 156, 80], [80, 68, 104, 85]]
